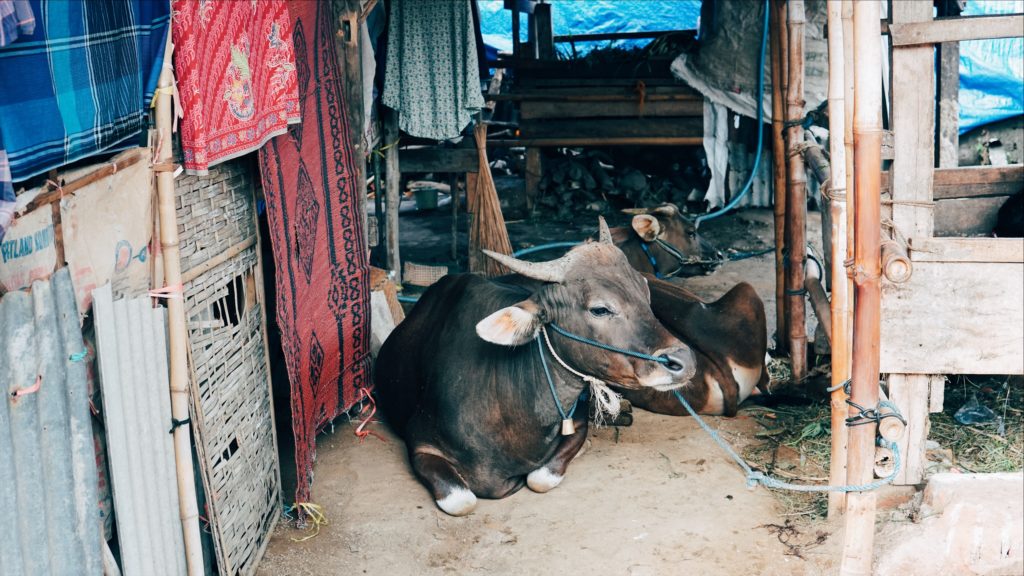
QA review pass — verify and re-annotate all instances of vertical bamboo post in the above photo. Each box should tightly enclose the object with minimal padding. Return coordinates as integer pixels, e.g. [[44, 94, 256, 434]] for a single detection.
[[154, 39, 204, 575], [784, 0, 808, 381], [841, 0, 883, 574], [825, 0, 851, 518], [769, 0, 788, 353], [842, 0, 856, 386]]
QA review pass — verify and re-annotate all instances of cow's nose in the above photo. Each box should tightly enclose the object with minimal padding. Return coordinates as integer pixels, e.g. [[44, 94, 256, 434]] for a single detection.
[[655, 347, 695, 377]]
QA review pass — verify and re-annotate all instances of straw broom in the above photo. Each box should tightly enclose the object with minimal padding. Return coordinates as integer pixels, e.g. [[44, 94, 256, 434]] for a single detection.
[[469, 122, 513, 276]]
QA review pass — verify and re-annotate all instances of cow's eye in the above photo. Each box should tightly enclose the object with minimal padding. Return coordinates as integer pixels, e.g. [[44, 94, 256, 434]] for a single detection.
[[687, 231, 697, 239], [589, 306, 613, 318]]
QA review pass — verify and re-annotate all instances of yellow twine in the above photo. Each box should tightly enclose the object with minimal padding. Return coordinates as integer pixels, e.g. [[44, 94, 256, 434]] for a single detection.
[[289, 502, 328, 542], [149, 85, 175, 109], [372, 138, 401, 158]]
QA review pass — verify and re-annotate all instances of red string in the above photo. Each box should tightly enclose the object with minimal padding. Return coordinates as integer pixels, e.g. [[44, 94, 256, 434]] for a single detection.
[[149, 282, 184, 300], [12, 375, 42, 397], [353, 387, 386, 442]]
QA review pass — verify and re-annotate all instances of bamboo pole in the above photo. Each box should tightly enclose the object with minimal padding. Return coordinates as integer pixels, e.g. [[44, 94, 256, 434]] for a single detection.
[[841, 0, 884, 574], [770, 0, 789, 353], [154, 39, 204, 575], [826, 0, 852, 518], [784, 0, 808, 381], [804, 263, 832, 344]]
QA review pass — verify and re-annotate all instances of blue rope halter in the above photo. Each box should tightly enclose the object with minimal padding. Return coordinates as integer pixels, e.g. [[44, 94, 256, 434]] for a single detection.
[[547, 322, 677, 368]]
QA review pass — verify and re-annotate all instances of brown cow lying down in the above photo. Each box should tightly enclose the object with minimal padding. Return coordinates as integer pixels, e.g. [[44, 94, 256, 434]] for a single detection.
[[611, 203, 724, 278], [374, 221, 696, 516], [617, 275, 769, 417]]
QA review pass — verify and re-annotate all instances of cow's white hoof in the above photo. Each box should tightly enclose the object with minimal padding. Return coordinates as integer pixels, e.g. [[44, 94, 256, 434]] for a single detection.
[[527, 467, 564, 493], [436, 487, 477, 516]]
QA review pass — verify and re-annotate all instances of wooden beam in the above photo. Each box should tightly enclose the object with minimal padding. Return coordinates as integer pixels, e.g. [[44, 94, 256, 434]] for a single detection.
[[397, 148, 478, 173], [488, 91, 701, 102], [535, 2, 554, 60], [524, 148, 541, 213], [553, 30, 693, 43], [889, 14, 1024, 47], [908, 237, 1024, 263], [181, 238, 258, 284], [486, 137, 704, 147], [383, 107, 402, 283], [784, 0, 808, 381], [519, 99, 703, 120], [880, 165, 1024, 200], [519, 117, 702, 140], [23, 151, 145, 215]]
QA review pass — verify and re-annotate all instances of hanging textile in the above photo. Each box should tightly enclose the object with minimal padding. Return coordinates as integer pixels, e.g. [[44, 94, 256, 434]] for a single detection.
[[258, 0, 372, 507], [382, 0, 485, 141], [0, 0, 168, 242], [171, 0, 301, 175]]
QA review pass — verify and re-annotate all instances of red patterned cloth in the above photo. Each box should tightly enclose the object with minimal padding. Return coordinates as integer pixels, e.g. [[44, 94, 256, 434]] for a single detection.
[[172, 0, 300, 175], [258, 1, 372, 507]]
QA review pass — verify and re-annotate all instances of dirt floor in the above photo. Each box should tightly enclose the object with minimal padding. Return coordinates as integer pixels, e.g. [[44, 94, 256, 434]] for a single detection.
[[258, 206, 847, 575]]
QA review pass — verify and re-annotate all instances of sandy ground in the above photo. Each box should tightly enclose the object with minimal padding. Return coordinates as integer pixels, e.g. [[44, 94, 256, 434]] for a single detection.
[[257, 413, 840, 576], [258, 207, 844, 575]]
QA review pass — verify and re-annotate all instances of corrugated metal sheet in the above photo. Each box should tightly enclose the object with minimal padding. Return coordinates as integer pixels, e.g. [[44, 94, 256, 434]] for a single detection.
[[1, 268, 102, 576], [92, 284, 186, 576]]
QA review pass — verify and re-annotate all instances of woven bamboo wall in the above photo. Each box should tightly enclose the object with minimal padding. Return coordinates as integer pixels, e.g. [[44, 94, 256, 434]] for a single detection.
[[176, 157, 280, 576]]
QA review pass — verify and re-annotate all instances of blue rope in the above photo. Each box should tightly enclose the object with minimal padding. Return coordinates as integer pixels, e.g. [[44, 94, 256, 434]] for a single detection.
[[639, 242, 663, 278], [672, 390, 902, 493], [695, 0, 770, 226], [536, 336, 583, 422], [69, 349, 88, 362], [512, 242, 581, 258], [547, 322, 671, 366]]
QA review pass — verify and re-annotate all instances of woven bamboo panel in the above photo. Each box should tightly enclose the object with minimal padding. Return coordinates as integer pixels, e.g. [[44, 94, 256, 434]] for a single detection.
[[183, 246, 279, 576], [175, 158, 257, 274], [402, 261, 448, 287]]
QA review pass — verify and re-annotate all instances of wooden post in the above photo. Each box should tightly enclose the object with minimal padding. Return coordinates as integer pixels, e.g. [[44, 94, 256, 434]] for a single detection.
[[784, 0, 808, 381], [535, 3, 554, 60], [383, 107, 402, 284], [450, 173, 459, 262], [825, 0, 851, 518], [524, 148, 542, 214], [935, 0, 962, 167], [154, 38, 204, 576], [841, 1, 883, 574], [770, 0, 788, 353], [335, 1, 366, 247]]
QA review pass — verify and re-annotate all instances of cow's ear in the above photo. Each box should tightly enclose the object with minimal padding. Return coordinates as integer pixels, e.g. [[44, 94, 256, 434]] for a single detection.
[[476, 300, 542, 346], [631, 214, 661, 242]]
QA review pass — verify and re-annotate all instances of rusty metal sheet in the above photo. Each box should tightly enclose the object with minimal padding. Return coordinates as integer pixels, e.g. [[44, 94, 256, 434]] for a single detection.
[[0, 268, 101, 575]]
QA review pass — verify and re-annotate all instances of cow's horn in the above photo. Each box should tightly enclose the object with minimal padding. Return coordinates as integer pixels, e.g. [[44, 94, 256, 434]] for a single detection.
[[620, 207, 650, 215], [598, 216, 613, 244], [652, 203, 678, 216], [482, 249, 568, 283]]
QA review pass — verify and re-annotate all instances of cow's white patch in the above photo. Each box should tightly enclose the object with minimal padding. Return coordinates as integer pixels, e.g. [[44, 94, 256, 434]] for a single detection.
[[701, 374, 726, 415], [436, 487, 477, 516], [729, 360, 762, 403], [527, 467, 564, 493]]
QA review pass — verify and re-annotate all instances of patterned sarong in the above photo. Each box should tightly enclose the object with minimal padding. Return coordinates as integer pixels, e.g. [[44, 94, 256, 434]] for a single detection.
[[258, 0, 372, 507], [172, 0, 301, 175]]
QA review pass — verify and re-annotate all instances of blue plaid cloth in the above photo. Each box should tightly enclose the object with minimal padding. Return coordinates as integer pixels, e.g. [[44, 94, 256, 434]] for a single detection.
[[0, 0, 169, 185]]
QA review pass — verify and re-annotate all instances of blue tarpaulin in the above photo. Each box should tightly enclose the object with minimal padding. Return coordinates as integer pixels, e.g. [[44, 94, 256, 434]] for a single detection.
[[477, 0, 1022, 133], [958, 1, 1024, 133], [477, 0, 701, 56]]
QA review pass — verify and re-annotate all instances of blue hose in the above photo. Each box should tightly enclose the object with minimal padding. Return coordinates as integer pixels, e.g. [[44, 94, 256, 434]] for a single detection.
[[695, 0, 770, 227], [512, 241, 580, 258]]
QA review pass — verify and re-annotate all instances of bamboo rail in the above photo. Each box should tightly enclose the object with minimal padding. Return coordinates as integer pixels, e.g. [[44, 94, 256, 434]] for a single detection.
[[770, 0, 788, 353], [784, 0, 808, 380], [841, 0, 884, 573], [825, 0, 852, 518], [155, 38, 204, 575]]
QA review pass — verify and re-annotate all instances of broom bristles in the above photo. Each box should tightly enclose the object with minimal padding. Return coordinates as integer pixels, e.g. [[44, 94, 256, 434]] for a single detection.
[[469, 123, 513, 277]]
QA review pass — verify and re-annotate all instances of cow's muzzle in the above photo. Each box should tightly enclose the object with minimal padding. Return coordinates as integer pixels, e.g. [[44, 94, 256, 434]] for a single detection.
[[640, 346, 697, 391]]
